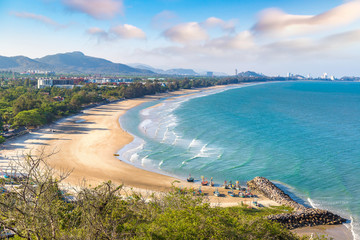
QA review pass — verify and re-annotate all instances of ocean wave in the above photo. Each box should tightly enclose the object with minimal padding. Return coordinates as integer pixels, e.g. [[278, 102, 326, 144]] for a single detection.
[[139, 119, 152, 132], [141, 155, 150, 167], [347, 216, 359, 240], [307, 197, 318, 209], [129, 153, 139, 163], [188, 138, 202, 149]]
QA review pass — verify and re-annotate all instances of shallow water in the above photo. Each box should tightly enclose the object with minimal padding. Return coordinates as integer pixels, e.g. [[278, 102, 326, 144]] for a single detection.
[[120, 81, 360, 239]]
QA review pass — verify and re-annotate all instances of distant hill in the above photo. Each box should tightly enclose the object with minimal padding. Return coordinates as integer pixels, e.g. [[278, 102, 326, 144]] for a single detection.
[[0, 56, 50, 70], [237, 71, 265, 77], [165, 68, 198, 75], [0, 52, 153, 75], [128, 63, 167, 74], [129, 64, 199, 75]]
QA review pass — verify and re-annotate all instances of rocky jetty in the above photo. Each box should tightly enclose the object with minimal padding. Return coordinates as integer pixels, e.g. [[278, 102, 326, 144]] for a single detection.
[[247, 177, 347, 229]]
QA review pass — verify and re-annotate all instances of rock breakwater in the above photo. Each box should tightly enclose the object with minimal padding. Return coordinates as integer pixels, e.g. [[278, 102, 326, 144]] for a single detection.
[[247, 177, 346, 229]]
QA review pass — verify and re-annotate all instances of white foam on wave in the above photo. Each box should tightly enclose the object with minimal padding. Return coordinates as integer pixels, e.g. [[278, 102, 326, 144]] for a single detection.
[[346, 216, 359, 240], [141, 155, 150, 167], [307, 198, 318, 209], [188, 138, 202, 149], [139, 119, 152, 132], [161, 127, 169, 143], [129, 153, 139, 163], [154, 127, 160, 138], [140, 108, 151, 116], [172, 135, 180, 145], [200, 144, 218, 157], [306, 197, 357, 239]]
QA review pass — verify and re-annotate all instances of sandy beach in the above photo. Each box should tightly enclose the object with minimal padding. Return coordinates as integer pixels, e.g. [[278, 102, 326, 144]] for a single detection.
[[0, 85, 353, 239], [0, 85, 280, 205]]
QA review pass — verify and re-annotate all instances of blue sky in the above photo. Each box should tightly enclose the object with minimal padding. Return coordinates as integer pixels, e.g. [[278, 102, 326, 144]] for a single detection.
[[1, 0, 360, 77]]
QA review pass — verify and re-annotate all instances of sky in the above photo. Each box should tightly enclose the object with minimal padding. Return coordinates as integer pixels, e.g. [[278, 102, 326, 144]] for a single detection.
[[1, 0, 360, 77]]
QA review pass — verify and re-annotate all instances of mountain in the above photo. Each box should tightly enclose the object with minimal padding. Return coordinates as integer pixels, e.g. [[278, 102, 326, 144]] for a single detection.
[[0, 56, 50, 71], [0, 52, 153, 75], [237, 71, 265, 78], [129, 63, 199, 75], [128, 63, 166, 74], [164, 68, 198, 75]]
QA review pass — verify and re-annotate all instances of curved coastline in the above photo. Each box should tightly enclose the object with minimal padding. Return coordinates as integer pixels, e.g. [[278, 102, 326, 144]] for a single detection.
[[117, 81, 270, 182], [117, 81, 354, 239], [0, 82, 353, 239]]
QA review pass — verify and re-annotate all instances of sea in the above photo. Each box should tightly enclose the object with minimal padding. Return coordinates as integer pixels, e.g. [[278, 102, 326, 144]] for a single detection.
[[119, 81, 360, 239]]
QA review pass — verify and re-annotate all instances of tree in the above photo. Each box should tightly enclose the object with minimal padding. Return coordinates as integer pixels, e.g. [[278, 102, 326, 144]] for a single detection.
[[0, 150, 312, 240], [13, 109, 46, 127], [0, 150, 72, 239]]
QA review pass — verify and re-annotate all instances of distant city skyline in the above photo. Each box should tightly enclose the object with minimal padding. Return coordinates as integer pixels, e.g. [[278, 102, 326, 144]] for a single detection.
[[1, 0, 360, 77]]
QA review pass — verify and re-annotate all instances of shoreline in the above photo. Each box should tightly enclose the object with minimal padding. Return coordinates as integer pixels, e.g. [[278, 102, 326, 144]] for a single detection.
[[0, 82, 353, 239]]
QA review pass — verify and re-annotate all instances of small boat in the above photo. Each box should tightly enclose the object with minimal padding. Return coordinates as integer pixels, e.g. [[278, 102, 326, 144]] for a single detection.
[[246, 192, 254, 198], [213, 188, 221, 197], [223, 180, 229, 189], [113, 153, 119, 156], [228, 191, 236, 197], [238, 191, 245, 198], [235, 181, 241, 190], [187, 174, 194, 182], [201, 181, 208, 186], [201, 176, 208, 186]]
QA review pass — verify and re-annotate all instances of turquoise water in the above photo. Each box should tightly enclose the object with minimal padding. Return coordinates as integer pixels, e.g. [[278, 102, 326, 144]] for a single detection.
[[120, 81, 360, 238]]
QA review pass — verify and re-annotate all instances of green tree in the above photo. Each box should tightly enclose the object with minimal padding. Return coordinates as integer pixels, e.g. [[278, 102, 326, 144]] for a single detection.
[[13, 109, 46, 127]]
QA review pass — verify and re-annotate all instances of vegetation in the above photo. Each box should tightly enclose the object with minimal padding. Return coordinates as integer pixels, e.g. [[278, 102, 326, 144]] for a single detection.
[[0, 151, 325, 239], [0, 75, 284, 136]]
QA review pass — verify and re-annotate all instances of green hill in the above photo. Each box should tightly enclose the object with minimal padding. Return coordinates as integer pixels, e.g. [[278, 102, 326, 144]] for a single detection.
[[0, 52, 154, 75]]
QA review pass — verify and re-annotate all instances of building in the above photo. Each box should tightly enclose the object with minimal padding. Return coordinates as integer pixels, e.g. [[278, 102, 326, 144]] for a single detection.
[[38, 78, 75, 89]]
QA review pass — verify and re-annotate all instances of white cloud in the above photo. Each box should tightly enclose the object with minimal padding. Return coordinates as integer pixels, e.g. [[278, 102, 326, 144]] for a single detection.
[[62, 0, 123, 19], [253, 0, 360, 37], [110, 24, 146, 39], [87, 24, 146, 41], [163, 22, 208, 43], [202, 17, 236, 32], [11, 11, 65, 29]]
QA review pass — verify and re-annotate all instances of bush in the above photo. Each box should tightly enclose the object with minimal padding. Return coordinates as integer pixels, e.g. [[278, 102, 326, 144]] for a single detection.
[[0, 152, 315, 240]]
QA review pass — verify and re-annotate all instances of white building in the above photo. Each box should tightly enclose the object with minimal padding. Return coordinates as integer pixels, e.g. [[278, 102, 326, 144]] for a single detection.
[[37, 78, 75, 89]]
